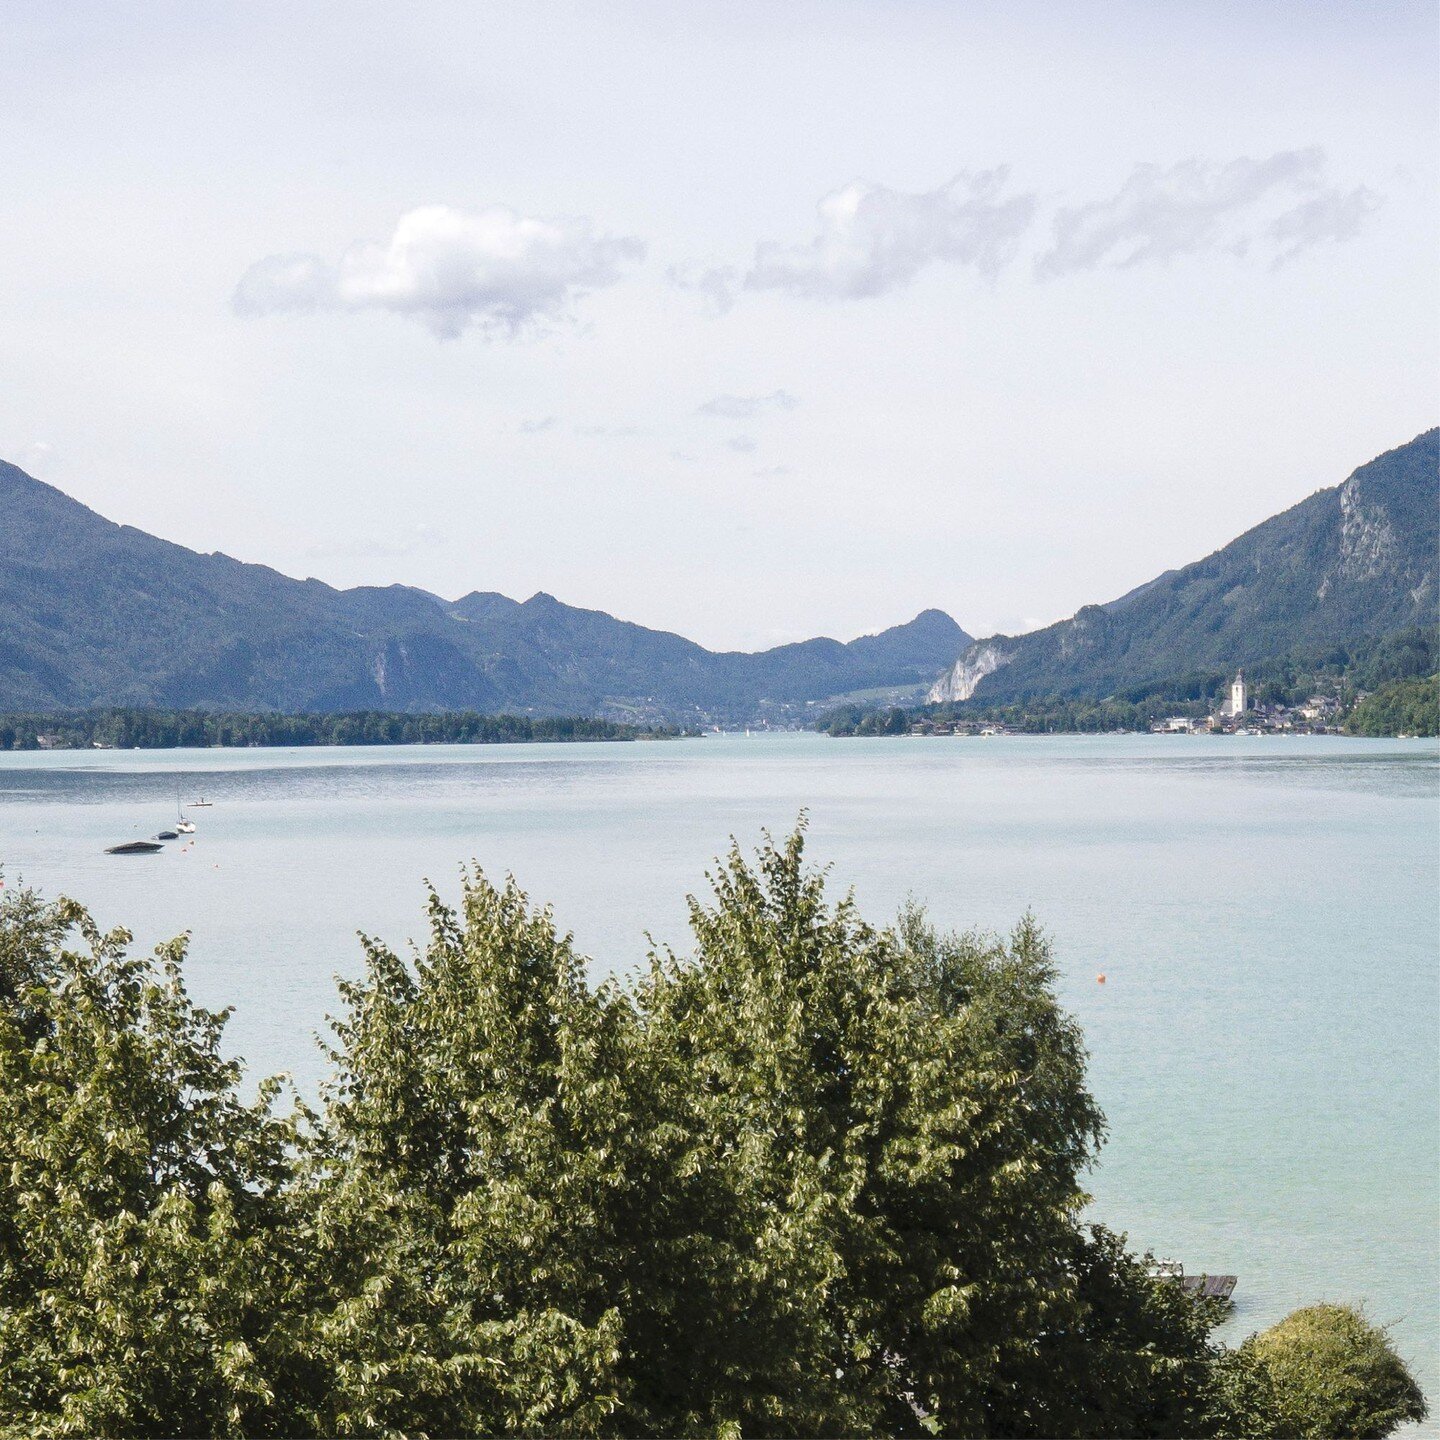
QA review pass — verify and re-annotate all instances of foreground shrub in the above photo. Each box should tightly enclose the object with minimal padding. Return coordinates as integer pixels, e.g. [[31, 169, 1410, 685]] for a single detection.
[[1242, 1304, 1427, 1439], [0, 835, 1428, 1437]]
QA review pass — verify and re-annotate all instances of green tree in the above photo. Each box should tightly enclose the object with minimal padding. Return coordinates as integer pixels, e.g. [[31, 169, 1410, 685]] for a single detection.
[[1346, 674, 1440, 737], [624, 840, 1113, 1434], [0, 889, 309, 1438], [1241, 1304, 1427, 1439], [306, 830, 1154, 1435], [305, 874, 642, 1437]]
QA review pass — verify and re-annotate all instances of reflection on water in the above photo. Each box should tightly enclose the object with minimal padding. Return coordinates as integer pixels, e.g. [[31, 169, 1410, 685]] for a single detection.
[[3, 733, 1437, 1415]]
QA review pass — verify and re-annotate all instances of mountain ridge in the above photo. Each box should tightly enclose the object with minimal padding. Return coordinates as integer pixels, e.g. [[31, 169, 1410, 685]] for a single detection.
[[0, 461, 970, 720]]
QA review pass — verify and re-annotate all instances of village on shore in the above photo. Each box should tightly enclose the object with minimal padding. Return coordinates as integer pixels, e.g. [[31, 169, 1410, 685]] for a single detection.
[[1143, 670, 1346, 736], [904, 671, 1352, 738]]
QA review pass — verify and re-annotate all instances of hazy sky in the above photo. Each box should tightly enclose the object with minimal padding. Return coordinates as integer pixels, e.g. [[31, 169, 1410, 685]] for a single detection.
[[2, 1, 1435, 648]]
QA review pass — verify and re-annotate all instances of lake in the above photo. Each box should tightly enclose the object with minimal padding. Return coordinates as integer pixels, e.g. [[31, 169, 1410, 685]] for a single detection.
[[2, 732, 1436, 1413]]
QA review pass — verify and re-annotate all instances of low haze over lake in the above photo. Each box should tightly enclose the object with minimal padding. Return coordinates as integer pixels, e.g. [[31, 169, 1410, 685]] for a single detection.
[[3, 732, 1436, 1413]]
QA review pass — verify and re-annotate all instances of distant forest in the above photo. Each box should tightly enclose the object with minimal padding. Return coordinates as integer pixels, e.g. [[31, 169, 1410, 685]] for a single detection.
[[821, 628, 1440, 737], [1347, 675, 1440, 738], [0, 709, 684, 751]]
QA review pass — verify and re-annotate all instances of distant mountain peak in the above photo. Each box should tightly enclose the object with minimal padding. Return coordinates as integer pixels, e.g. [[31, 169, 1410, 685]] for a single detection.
[[0, 458, 966, 721]]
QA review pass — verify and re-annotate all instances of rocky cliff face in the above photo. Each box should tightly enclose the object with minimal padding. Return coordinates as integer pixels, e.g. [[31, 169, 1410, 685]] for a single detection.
[[928, 642, 1012, 702], [1335, 479, 1399, 584]]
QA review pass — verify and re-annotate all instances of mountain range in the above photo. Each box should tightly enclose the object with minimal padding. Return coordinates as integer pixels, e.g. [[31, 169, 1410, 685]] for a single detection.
[[3, 429, 1433, 723], [930, 429, 1438, 704], [0, 461, 970, 720]]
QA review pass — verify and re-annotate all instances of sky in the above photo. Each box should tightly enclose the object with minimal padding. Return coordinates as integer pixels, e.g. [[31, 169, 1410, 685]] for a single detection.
[[1, 1, 1435, 649]]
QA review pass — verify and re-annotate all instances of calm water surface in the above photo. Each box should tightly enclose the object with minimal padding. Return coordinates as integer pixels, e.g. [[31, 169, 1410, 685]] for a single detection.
[[2, 733, 1436, 1411]]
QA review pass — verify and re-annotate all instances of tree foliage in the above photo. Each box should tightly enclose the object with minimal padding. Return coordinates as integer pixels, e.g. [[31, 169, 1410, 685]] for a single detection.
[[823, 704, 912, 736], [1240, 1305, 1427, 1440], [0, 834, 1428, 1436], [0, 890, 308, 1437], [304, 873, 641, 1436], [1345, 674, 1440, 738]]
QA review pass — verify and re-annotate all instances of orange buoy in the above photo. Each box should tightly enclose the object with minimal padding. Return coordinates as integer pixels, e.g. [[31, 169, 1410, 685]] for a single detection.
[[1096, 973, 1107, 984]]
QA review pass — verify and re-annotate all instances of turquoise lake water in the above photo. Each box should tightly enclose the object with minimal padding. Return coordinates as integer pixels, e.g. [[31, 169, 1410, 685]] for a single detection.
[[2, 732, 1436, 1414]]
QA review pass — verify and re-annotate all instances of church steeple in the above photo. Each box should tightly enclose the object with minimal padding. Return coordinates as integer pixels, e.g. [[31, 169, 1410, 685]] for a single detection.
[[1229, 670, 1248, 716]]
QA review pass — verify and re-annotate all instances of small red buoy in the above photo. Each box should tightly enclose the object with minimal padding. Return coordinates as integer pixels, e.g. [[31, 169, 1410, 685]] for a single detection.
[[1096, 973, 1107, 984]]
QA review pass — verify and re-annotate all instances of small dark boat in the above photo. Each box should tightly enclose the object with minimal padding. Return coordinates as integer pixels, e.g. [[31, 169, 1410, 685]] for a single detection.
[[155, 830, 179, 841], [106, 840, 163, 855]]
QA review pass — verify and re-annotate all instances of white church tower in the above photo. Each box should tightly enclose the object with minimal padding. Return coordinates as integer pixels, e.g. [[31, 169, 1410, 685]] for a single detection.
[[1228, 670, 1248, 716]]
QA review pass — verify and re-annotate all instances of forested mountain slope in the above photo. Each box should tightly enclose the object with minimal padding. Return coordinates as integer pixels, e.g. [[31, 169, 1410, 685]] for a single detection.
[[0, 461, 969, 718], [931, 429, 1438, 703]]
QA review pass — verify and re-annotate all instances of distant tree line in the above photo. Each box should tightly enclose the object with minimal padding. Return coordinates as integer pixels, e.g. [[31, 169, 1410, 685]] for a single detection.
[[0, 831, 1426, 1436], [822, 627, 1439, 737], [1346, 674, 1440, 738], [0, 708, 683, 751], [822, 705, 913, 736], [822, 695, 1212, 737]]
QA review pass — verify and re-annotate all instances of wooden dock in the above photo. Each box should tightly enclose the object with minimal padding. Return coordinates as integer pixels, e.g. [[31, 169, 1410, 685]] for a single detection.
[[1149, 1261, 1237, 1302], [1177, 1273, 1238, 1302]]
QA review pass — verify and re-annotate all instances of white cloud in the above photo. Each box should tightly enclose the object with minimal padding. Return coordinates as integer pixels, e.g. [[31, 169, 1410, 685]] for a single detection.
[[1036, 149, 1379, 276], [1267, 185, 1381, 268], [668, 263, 742, 315], [19, 440, 54, 474], [697, 390, 798, 419], [725, 435, 758, 454], [307, 522, 440, 560], [743, 169, 1035, 301], [235, 204, 644, 339], [573, 422, 645, 437]]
